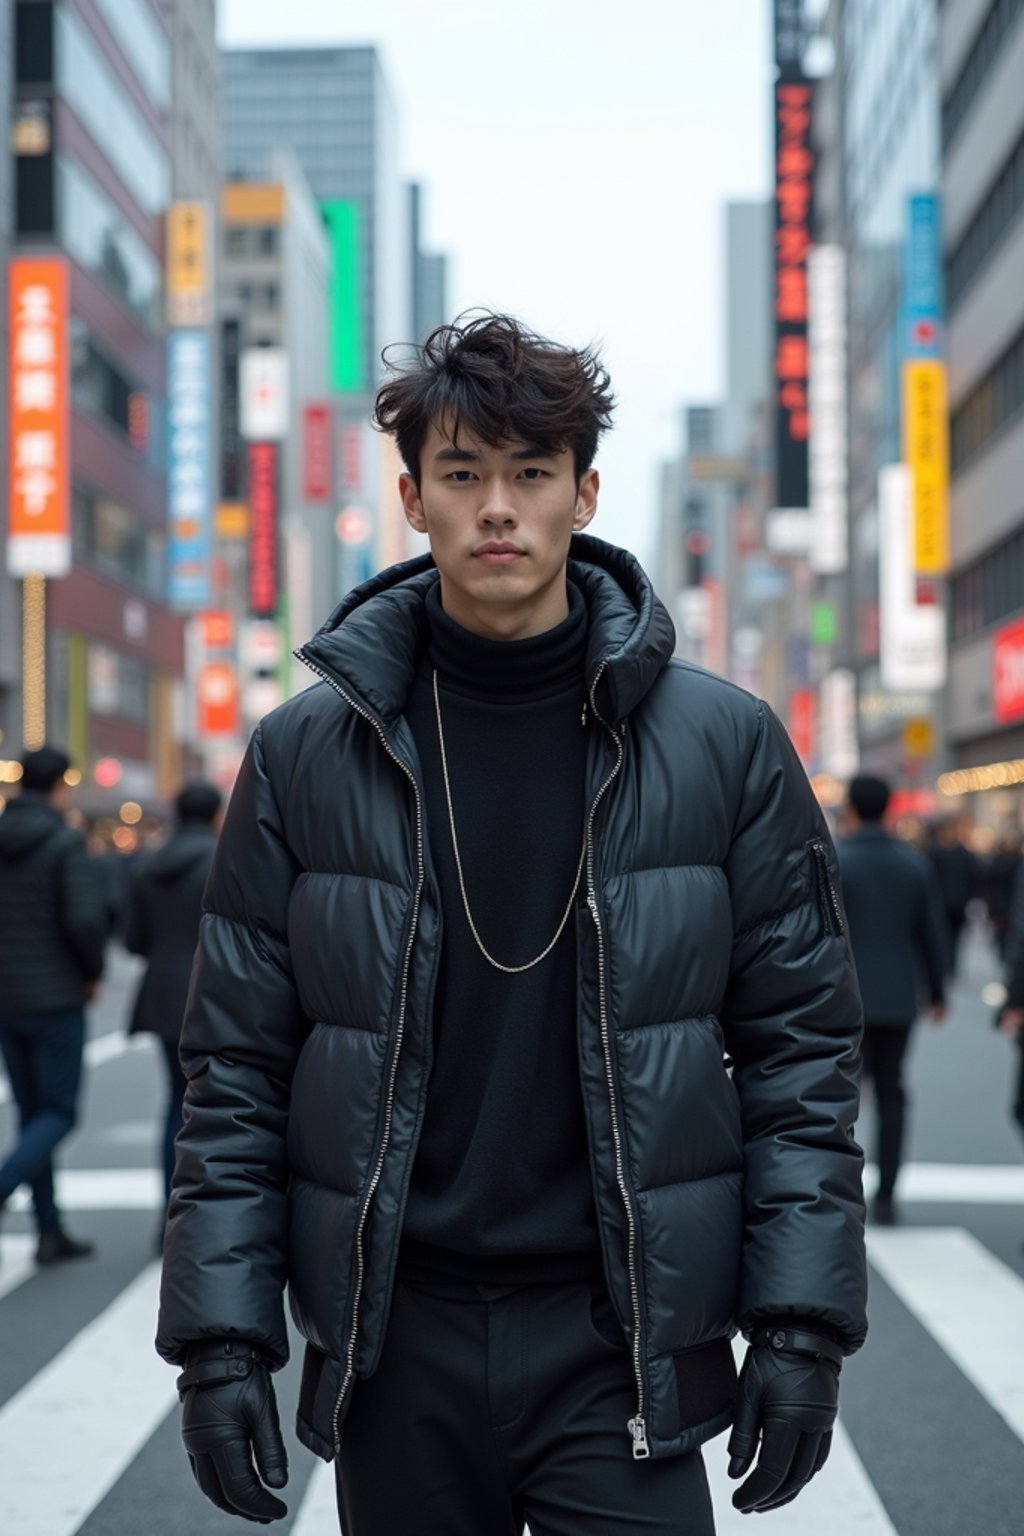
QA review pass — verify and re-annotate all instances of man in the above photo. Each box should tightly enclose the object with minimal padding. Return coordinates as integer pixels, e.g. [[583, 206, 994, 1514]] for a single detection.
[[124, 780, 222, 1227], [0, 744, 106, 1263], [158, 314, 867, 1534], [999, 857, 1024, 1148], [837, 775, 947, 1225], [927, 815, 978, 976]]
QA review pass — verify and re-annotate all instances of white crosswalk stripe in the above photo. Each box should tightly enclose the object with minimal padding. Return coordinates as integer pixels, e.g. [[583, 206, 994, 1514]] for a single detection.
[[867, 1227, 1024, 1441]]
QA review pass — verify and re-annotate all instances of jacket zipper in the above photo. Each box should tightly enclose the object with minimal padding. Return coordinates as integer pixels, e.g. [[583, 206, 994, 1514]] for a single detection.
[[294, 649, 426, 1454], [809, 838, 844, 937], [584, 666, 649, 1459]]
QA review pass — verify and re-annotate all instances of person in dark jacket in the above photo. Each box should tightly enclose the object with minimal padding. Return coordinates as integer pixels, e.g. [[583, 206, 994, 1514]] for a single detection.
[[837, 775, 947, 1225], [982, 831, 1023, 959], [999, 858, 1024, 1146], [158, 314, 867, 1533], [0, 745, 106, 1263], [927, 815, 979, 976], [124, 781, 222, 1216]]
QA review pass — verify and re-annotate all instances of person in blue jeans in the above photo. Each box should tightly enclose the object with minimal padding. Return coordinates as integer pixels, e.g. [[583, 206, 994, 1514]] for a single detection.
[[0, 745, 107, 1263]]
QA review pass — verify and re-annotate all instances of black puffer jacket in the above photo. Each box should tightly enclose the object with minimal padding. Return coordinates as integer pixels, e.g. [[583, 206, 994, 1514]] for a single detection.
[[124, 824, 219, 1043], [157, 536, 867, 1464], [0, 791, 106, 1012]]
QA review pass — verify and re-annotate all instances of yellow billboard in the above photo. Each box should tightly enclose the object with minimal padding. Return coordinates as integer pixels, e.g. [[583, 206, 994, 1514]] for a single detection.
[[901, 359, 949, 575], [166, 201, 211, 327]]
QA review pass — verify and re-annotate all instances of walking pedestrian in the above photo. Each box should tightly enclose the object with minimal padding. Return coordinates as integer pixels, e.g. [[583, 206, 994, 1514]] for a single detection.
[[123, 781, 222, 1235], [837, 775, 947, 1224], [998, 858, 1024, 1148], [0, 745, 106, 1263], [982, 830, 1023, 960], [157, 313, 867, 1533], [927, 815, 979, 977]]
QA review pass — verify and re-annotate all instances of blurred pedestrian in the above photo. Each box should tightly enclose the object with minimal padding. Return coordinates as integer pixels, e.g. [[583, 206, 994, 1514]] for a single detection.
[[124, 781, 222, 1232], [838, 775, 947, 1224], [998, 860, 1024, 1148], [0, 745, 106, 1264], [982, 830, 1023, 960], [927, 815, 979, 977], [158, 314, 866, 1531]]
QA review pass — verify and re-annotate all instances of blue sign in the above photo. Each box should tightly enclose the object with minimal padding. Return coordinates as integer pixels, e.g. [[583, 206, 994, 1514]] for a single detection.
[[903, 194, 943, 359], [167, 329, 212, 609]]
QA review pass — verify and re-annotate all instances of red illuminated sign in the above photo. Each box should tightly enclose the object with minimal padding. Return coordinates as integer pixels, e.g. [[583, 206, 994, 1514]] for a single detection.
[[774, 81, 814, 509], [788, 689, 815, 765], [994, 618, 1024, 724], [304, 402, 332, 502], [247, 442, 278, 618]]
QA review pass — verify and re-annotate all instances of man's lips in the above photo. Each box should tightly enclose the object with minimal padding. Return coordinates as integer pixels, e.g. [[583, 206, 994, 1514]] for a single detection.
[[474, 543, 525, 563]]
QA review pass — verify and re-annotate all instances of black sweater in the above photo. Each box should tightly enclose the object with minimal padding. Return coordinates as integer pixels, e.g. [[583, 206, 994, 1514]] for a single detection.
[[400, 580, 603, 1282]]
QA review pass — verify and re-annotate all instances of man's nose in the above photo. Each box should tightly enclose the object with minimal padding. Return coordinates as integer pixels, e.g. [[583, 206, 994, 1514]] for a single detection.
[[479, 477, 518, 523]]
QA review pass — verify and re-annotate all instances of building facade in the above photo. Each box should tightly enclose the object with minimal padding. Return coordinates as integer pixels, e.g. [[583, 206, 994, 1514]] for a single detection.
[[942, 0, 1024, 809], [7, 0, 185, 810]]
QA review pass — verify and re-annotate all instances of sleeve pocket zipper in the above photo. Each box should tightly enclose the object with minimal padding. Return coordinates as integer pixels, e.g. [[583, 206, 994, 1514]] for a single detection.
[[808, 838, 845, 937]]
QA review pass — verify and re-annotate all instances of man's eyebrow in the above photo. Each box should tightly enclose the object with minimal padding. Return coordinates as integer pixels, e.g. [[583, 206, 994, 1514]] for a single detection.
[[433, 445, 481, 463], [507, 444, 558, 460]]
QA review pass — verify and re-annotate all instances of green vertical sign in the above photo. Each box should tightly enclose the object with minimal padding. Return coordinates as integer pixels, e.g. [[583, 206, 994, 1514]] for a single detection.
[[321, 200, 364, 393], [810, 601, 837, 647]]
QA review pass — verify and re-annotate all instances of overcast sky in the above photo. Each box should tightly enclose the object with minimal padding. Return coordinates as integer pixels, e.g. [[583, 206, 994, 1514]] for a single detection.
[[218, 0, 772, 565]]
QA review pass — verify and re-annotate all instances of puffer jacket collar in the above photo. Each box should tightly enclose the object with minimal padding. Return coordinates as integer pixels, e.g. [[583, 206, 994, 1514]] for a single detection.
[[296, 533, 676, 726]]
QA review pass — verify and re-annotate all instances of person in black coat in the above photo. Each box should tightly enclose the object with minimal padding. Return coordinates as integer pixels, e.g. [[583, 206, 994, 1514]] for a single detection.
[[999, 858, 1024, 1147], [124, 782, 222, 1214], [837, 775, 947, 1223], [927, 815, 979, 976], [0, 745, 106, 1263]]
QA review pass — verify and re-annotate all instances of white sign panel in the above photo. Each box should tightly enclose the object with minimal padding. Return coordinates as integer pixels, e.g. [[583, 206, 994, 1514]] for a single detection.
[[808, 246, 848, 574], [240, 348, 289, 441], [878, 464, 945, 693], [765, 508, 813, 556], [818, 667, 859, 778]]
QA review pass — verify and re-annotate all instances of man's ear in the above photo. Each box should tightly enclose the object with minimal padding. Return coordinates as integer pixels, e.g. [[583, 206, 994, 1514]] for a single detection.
[[400, 472, 427, 534], [573, 469, 599, 531]]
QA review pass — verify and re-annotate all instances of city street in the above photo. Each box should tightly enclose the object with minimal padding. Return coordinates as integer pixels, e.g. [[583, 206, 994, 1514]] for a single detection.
[[1, 923, 1022, 1536]]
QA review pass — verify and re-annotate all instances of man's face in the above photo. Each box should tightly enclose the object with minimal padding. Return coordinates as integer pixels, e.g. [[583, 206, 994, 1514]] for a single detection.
[[400, 420, 598, 640]]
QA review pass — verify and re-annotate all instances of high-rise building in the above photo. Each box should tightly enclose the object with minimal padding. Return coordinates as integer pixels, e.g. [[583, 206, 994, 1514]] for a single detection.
[[220, 153, 332, 720], [5, 0, 185, 807], [942, 0, 1024, 806], [221, 46, 408, 395], [812, 0, 944, 793], [408, 181, 448, 343]]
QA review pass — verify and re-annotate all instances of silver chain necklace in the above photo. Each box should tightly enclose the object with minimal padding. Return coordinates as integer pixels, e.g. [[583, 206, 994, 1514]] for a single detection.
[[432, 667, 588, 973]]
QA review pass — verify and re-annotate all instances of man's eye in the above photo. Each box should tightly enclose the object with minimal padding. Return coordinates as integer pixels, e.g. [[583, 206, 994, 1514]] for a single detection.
[[520, 467, 547, 480], [448, 470, 474, 483]]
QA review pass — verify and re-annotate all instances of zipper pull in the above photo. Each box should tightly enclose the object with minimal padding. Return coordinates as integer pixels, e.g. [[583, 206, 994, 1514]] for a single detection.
[[627, 1416, 650, 1459], [581, 699, 588, 728]]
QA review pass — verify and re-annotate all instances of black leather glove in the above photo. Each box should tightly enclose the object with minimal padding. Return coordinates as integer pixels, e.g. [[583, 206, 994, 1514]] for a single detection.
[[177, 1338, 288, 1524], [727, 1323, 842, 1514]]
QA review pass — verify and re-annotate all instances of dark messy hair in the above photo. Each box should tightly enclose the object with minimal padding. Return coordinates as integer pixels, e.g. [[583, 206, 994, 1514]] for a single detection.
[[20, 744, 71, 793], [848, 774, 891, 823], [373, 311, 615, 486]]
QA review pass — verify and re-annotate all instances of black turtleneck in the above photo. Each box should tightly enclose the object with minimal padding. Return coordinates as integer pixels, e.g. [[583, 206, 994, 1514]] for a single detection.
[[399, 579, 603, 1283]]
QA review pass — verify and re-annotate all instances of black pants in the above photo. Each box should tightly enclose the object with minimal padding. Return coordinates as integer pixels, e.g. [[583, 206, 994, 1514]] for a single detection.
[[335, 1279, 715, 1536], [1013, 1035, 1024, 1147], [861, 1023, 913, 1198], [0, 1007, 85, 1232]]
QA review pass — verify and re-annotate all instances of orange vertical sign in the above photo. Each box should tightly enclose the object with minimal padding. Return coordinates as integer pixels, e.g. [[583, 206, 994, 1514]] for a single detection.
[[7, 257, 70, 577]]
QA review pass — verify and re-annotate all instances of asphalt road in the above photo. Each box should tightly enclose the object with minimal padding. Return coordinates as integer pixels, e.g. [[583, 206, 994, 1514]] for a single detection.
[[1, 918, 1022, 1536]]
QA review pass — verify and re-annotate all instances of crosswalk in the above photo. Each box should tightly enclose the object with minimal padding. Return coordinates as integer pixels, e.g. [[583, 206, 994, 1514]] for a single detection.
[[1, 1215, 1022, 1534]]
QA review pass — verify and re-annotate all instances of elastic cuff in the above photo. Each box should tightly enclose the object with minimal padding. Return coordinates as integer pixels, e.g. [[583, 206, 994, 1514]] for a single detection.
[[749, 1324, 843, 1370]]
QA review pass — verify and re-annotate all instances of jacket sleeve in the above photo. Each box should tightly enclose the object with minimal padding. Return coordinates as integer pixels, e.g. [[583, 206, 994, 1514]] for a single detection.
[[58, 837, 107, 983], [156, 723, 309, 1369], [721, 702, 867, 1354]]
